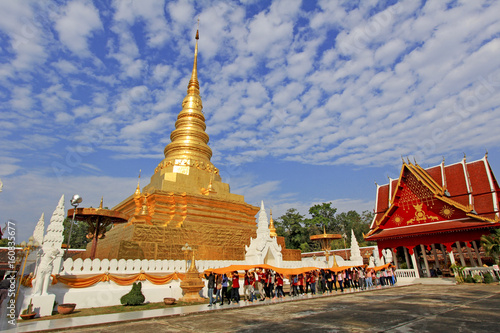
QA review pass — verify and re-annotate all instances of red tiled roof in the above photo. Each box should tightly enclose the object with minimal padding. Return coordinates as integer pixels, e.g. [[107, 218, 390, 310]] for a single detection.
[[366, 219, 498, 240], [367, 156, 500, 241]]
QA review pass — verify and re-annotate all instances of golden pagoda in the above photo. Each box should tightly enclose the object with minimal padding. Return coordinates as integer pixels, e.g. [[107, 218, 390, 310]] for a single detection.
[[92, 30, 260, 261]]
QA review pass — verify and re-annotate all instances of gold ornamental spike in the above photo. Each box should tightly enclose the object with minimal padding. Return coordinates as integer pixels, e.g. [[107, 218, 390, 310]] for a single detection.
[[134, 169, 141, 197], [98, 197, 103, 209], [163, 27, 212, 163], [269, 209, 277, 237]]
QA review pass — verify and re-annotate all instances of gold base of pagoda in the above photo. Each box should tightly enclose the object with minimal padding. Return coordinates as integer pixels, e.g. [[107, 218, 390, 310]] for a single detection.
[[179, 270, 205, 303]]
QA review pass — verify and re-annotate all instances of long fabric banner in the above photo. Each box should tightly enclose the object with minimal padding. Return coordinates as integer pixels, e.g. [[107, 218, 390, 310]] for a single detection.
[[50, 272, 186, 288], [204, 263, 393, 275], [47, 263, 394, 288]]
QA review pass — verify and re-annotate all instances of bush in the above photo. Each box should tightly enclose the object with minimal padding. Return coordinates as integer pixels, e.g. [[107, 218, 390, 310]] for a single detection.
[[472, 274, 483, 283], [120, 282, 145, 306], [483, 272, 494, 284], [400, 262, 408, 269], [464, 275, 473, 283]]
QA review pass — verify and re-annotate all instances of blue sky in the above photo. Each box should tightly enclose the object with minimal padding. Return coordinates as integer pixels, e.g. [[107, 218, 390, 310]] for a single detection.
[[1, 0, 500, 243]]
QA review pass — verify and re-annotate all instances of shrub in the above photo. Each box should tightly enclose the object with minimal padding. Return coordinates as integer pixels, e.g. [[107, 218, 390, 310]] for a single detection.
[[120, 282, 145, 306], [464, 275, 473, 283], [472, 274, 483, 283], [483, 272, 494, 284]]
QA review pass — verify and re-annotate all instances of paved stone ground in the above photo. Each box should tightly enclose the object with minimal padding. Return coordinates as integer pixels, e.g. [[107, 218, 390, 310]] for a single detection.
[[45, 284, 500, 333]]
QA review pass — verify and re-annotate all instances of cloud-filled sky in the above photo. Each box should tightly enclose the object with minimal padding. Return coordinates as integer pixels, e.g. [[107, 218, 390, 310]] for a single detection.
[[1, 0, 500, 242]]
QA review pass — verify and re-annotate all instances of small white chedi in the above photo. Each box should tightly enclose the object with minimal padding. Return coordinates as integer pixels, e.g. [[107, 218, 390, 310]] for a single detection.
[[245, 201, 283, 266]]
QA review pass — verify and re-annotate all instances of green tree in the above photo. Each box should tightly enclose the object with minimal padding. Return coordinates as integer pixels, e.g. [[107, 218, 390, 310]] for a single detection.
[[481, 228, 500, 265], [63, 218, 89, 249], [307, 203, 338, 231], [274, 208, 307, 250]]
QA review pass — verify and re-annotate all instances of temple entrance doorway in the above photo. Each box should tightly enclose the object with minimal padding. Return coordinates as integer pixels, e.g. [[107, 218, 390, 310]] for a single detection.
[[264, 248, 276, 266]]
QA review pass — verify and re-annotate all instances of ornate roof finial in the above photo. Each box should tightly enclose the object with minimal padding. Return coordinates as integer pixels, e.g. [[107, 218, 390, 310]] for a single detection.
[[463, 152, 466, 160], [413, 157, 418, 165], [485, 149, 488, 158], [374, 180, 378, 186], [401, 155, 405, 164], [406, 156, 411, 164], [442, 156, 445, 164], [269, 209, 277, 237], [134, 169, 141, 197], [98, 196, 103, 209], [163, 22, 212, 163]]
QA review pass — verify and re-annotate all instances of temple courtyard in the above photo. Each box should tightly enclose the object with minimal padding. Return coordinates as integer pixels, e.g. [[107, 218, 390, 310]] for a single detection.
[[10, 283, 500, 333]]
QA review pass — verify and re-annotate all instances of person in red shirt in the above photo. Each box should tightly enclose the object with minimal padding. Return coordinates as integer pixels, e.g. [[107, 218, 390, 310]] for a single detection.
[[231, 271, 240, 303], [276, 273, 284, 298], [298, 274, 305, 295], [257, 269, 266, 301], [248, 271, 256, 302]]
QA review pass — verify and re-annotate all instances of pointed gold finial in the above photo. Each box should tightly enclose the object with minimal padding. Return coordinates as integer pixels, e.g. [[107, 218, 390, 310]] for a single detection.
[[98, 196, 103, 209], [269, 209, 277, 237], [442, 156, 445, 164], [332, 254, 339, 268], [485, 149, 488, 158], [163, 21, 212, 163], [463, 152, 466, 160], [134, 169, 141, 197]]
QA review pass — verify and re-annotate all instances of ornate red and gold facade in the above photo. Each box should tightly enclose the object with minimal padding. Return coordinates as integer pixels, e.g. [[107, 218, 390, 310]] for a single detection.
[[365, 155, 500, 272]]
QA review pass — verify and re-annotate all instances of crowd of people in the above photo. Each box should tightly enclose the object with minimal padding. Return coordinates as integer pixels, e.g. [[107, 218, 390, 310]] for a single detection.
[[203, 266, 397, 307]]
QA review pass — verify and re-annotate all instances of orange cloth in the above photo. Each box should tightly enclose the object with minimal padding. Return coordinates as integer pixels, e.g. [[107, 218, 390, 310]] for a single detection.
[[50, 272, 185, 288], [204, 264, 366, 275]]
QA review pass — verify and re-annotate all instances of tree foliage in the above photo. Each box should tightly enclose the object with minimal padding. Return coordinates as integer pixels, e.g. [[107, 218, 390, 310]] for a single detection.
[[274, 202, 375, 252], [481, 228, 500, 265], [63, 217, 90, 249]]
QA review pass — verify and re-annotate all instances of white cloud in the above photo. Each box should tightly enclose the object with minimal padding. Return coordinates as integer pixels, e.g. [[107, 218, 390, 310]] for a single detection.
[[55, 0, 102, 56]]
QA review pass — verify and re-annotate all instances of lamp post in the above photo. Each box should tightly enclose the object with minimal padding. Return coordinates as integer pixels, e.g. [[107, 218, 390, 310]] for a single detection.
[[14, 236, 40, 306], [66, 194, 82, 258]]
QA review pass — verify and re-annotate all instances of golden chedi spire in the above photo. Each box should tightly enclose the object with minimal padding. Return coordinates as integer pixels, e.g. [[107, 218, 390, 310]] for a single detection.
[[163, 28, 212, 163], [134, 169, 142, 197], [269, 209, 277, 237]]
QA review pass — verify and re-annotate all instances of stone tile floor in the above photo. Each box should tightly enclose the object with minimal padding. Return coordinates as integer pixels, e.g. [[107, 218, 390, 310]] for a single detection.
[[3, 283, 499, 333]]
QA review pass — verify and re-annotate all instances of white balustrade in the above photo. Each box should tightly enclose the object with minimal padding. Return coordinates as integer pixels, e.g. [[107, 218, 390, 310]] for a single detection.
[[395, 269, 417, 278]]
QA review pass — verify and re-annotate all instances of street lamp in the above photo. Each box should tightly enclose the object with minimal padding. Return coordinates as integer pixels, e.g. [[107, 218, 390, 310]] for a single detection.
[[15, 236, 40, 306], [66, 194, 82, 258]]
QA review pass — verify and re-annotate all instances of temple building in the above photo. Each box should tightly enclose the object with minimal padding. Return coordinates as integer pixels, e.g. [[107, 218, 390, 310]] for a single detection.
[[90, 30, 300, 262], [365, 154, 500, 277]]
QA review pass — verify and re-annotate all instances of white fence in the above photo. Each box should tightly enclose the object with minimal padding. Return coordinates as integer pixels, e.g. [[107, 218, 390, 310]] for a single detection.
[[59, 258, 245, 275], [394, 269, 418, 280], [462, 267, 499, 280]]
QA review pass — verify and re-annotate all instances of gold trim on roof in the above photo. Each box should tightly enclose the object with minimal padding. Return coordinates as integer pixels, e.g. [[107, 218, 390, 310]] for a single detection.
[[376, 161, 496, 227]]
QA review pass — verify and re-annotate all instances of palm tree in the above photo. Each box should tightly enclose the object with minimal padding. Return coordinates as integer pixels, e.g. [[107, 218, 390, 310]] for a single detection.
[[481, 228, 500, 265]]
